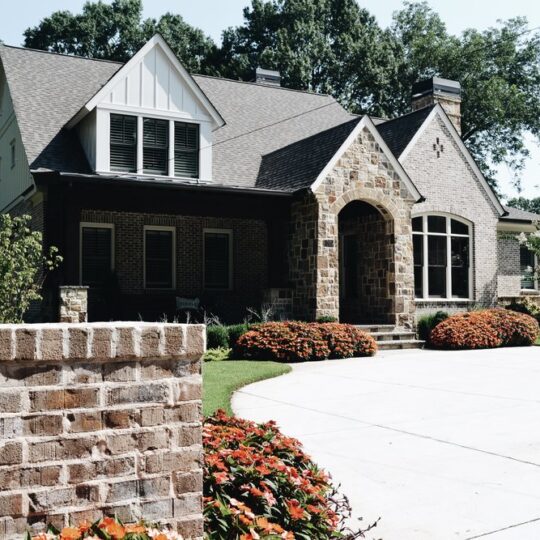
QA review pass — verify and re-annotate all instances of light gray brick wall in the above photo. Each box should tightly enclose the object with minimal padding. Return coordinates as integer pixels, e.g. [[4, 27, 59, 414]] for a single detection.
[[497, 232, 522, 297], [403, 114, 500, 310]]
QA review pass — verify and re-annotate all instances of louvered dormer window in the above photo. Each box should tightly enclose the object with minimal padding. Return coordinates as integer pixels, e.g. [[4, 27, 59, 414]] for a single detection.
[[143, 118, 169, 176], [174, 122, 199, 179], [110, 114, 137, 172]]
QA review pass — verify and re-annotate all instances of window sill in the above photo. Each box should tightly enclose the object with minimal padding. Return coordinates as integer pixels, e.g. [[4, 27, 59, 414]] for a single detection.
[[98, 170, 201, 182], [414, 298, 473, 303], [520, 289, 540, 296]]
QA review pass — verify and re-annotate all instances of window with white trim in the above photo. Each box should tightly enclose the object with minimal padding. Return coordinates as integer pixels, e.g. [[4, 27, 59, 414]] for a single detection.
[[144, 226, 175, 289], [143, 118, 169, 176], [520, 246, 538, 290], [412, 215, 471, 299], [204, 229, 232, 290], [80, 223, 114, 286]]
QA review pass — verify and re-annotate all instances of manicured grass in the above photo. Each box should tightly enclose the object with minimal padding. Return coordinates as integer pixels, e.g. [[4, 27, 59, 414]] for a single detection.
[[203, 360, 291, 417], [536, 337, 540, 346]]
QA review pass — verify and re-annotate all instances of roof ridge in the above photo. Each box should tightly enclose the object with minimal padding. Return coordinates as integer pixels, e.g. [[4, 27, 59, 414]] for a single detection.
[[379, 105, 435, 126], [0, 44, 124, 66], [193, 73, 334, 98]]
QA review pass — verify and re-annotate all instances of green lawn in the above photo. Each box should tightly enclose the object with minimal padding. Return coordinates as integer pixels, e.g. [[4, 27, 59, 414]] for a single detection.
[[203, 360, 291, 416], [536, 337, 540, 346]]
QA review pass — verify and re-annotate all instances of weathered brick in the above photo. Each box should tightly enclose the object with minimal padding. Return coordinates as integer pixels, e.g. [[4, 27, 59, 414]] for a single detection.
[[107, 383, 169, 406], [115, 327, 136, 358], [68, 327, 89, 359], [0, 390, 23, 413], [173, 470, 202, 495], [0, 328, 13, 361], [103, 409, 140, 429], [137, 428, 169, 452], [0, 494, 23, 517], [64, 388, 100, 409], [105, 433, 137, 455], [174, 492, 202, 517], [91, 327, 113, 359], [0, 441, 23, 465], [141, 499, 173, 520], [67, 411, 102, 433], [24, 414, 64, 437], [106, 479, 138, 503], [7, 364, 62, 386], [15, 328, 38, 361], [139, 476, 170, 498], [186, 325, 205, 358], [29, 488, 74, 512], [144, 448, 201, 474], [103, 362, 137, 382], [66, 364, 102, 384], [164, 326, 184, 357], [140, 407, 164, 426], [164, 402, 201, 423], [40, 328, 63, 361], [141, 327, 161, 357], [20, 465, 62, 488], [0, 469, 20, 491], [172, 425, 202, 448], [29, 389, 64, 412], [176, 515, 204, 539], [175, 376, 201, 402]]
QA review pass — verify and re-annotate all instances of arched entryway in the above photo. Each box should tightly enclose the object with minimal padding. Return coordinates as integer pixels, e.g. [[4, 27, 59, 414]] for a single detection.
[[338, 200, 396, 324]]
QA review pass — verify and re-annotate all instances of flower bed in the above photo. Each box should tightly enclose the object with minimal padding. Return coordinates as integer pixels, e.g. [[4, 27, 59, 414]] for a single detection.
[[429, 308, 540, 350], [26, 518, 181, 539], [204, 410, 372, 539], [234, 321, 377, 362]]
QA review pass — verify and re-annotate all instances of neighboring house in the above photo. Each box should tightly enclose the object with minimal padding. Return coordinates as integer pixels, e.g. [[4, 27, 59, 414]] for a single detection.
[[0, 35, 538, 325]]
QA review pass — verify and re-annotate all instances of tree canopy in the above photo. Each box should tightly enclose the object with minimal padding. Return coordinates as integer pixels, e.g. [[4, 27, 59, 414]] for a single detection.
[[507, 196, 540, 215], [23, 0, 540, 191]]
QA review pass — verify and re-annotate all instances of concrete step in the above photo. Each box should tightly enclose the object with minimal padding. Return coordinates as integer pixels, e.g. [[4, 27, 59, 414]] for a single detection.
[[377, 339, 425, 350], [356, 324, 395, 333], [371, 331, 417, 342]]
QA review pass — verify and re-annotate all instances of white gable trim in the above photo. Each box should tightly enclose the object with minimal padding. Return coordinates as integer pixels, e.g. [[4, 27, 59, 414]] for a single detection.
[[66, 34, 225, 129], [310, 115, 423, 201], [399, 104, 506, 216]]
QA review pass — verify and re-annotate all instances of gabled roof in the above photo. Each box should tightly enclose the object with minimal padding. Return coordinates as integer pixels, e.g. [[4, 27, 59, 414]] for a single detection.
[[0, 44, 121, 172], [376, 106, 434, 158]]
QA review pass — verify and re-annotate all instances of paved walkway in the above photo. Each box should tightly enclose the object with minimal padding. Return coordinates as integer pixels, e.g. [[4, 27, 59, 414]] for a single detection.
[[232, 347, 540, 539]]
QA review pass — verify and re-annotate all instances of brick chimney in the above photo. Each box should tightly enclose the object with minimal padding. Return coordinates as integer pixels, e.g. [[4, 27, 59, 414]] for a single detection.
[[412, 77, 462, 135], [255, 67, 281, 87]]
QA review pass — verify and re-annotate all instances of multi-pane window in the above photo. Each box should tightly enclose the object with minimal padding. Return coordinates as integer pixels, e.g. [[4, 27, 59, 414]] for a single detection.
[[144, 227, 175, 289], [520, 246, 537, 290], [80, 224, 113, 286], [143, 118, 169, 175], [174, 122, 199, 178], [110, 114, 137, 172], [204, 230, 232, 290], [412, 215, 471, 299]]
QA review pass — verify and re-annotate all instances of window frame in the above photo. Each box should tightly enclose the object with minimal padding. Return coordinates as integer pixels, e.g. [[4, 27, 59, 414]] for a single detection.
[[143, 225, 176, 290], [203, 228, 233, 291], [109, 113, 138, 173], [107, 112, 201, 180], [10, 139, 15, 169], [412, 213, 473, 301], [79, 222, 115, 286], [520, 246, 539, 292]]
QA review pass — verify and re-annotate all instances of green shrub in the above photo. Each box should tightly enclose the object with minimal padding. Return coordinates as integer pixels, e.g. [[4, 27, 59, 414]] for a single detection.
[[316, 315, 338, 323], [206, 325, 229, 349], [203, 347, 231, 362], [226, 323, 249, 347], [417, 311, 449, 342], [506, 299, 540, 324]]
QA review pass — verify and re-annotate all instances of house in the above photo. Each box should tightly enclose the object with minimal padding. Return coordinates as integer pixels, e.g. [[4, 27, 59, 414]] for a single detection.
[[0, 35, 538, 326]]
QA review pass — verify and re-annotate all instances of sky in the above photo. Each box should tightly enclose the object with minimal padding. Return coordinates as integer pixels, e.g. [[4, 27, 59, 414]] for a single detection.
[[1, 0, 540, 200]]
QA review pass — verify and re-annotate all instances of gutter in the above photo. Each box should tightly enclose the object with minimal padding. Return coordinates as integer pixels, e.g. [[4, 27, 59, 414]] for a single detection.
[[33, 171, 294, 198]]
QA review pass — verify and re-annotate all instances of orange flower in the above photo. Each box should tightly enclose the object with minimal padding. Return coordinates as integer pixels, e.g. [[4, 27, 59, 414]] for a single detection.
[[286, 499, 305, 520], [154, 535, 168, 540], [125, 524, 147, 534], [78, 521, 91, 534], [104, 522, 126, 539], [60, 527, 81, 540]]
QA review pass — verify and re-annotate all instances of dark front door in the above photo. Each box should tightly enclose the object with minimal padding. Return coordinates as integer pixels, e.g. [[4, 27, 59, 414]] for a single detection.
[[340, 234, 359, 322]]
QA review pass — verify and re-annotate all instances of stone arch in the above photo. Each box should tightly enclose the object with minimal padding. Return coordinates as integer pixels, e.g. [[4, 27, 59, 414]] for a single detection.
[[331, 187, 399, 222]]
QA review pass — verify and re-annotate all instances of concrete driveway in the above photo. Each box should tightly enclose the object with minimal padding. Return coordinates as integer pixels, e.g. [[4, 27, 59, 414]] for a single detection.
[[232, 347, 540, 540]]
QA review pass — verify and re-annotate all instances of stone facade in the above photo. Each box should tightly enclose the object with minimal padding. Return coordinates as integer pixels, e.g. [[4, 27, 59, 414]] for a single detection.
[[0, 322, 204, 539], [403, 114, 500, 314], [59, 286, 89, 323], [289, 126, 417, 327]]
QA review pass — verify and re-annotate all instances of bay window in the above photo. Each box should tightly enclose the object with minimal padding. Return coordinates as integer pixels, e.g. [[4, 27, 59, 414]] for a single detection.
[[412, 214, 471, 299]]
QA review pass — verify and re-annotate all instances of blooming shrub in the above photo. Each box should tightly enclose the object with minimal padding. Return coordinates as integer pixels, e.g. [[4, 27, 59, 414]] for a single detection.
[[429, 308, 540, 350], [26, 517, 181, 539], [204, 411, 373, 539], [234, 321, 377, 362]]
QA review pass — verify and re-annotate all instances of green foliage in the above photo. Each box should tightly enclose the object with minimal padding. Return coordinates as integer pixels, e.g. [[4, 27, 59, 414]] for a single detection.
[[203, 347, 231, 362], [0, 214, 62, 323], [506, 197, 540, 215], [417, 311, 449, 342], [23, 0, 215, 73], [316, 315, 338, 323], [518, 230, 540, 280], [226, 323, 249, 347], [206, 324, 229, 349], [506, 299, 540, 324]]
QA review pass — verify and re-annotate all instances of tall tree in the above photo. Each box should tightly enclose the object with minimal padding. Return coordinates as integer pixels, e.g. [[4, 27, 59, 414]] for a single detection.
[[23, 0, 216, 73], [507, 197, 540, 215]]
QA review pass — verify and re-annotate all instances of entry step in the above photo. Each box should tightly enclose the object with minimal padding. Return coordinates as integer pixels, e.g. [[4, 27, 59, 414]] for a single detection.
[[355, 324, 425, 350]]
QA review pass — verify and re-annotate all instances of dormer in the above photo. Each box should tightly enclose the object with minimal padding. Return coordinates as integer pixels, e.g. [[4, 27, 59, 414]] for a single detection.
[[67, 34, 224, 183]]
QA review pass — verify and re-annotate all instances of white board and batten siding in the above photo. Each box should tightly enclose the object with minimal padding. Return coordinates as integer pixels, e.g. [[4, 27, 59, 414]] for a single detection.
[[79, 41, 215, 182], [0, 66, 34, 212]]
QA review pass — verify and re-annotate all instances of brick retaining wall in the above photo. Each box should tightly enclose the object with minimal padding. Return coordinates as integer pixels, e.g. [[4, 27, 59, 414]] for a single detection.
[[0, 322, 205, 539]]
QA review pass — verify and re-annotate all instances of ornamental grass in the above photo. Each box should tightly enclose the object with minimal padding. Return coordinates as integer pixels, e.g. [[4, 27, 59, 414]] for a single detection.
[[26, 517, 182, 540], [429, 308, 540, 350], [204, 410, 375, 539], [234, 321, 377, 362]]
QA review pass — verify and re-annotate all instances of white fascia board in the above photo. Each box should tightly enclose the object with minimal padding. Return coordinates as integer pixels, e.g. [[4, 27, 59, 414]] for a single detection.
[[399, 104, 506, 217], [66, 34, 225, 130], [310, 115, 423, 202]]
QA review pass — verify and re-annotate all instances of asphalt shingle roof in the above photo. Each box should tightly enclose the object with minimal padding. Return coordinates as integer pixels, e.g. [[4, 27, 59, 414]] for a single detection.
[[502, 205, 540, 222], [0, 45, 121, 172], [376, 106, 434, 158]]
